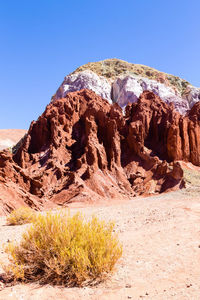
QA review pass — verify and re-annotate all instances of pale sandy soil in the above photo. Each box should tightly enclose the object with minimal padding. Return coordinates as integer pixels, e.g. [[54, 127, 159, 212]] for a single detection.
[[1, 186, 200, 300], [0, 129, 26, 150]]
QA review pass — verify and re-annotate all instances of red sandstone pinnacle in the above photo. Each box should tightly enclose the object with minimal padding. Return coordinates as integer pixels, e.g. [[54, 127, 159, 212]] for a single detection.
[[1, 89, 199, 215]]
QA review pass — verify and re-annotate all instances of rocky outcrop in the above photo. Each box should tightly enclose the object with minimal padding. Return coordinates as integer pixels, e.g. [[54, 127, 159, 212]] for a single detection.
[[72, 58, 200, 101], [72, 58, 189, 95], [126, 91, 200, 166], [183, 85, 200, 108], [1, 89, 193, 215], [53, 70, 112, 104], [0, 151, 43, 214], [53, 59, 200, 115], [112, 75, 189, 114]]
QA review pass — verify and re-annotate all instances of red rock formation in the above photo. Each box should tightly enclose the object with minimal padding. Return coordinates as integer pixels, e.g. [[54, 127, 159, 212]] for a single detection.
[[0, 151, 43, 214], [1, 89, 196, 215]]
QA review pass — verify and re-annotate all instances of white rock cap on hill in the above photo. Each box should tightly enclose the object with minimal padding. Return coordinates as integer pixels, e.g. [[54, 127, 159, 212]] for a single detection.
[[52, 59, 200, 115], [54, 70, 112, 104]]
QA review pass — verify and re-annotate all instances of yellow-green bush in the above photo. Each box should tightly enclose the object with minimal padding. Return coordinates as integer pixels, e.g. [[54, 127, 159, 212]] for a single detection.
[[6, 207, 36, 225], [6, 211, 122, 286], [183, 168, 200, 187]]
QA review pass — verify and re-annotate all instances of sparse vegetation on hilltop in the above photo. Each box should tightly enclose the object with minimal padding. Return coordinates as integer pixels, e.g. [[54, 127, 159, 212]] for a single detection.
[[72, 58, 190, 95]]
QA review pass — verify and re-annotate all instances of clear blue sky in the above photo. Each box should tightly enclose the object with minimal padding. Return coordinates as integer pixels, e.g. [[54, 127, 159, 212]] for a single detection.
[[1, 0, 200, 129]]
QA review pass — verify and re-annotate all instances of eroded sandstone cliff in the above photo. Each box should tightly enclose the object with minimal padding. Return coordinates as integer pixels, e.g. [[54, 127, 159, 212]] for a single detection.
[[1, 89, 193, 215]]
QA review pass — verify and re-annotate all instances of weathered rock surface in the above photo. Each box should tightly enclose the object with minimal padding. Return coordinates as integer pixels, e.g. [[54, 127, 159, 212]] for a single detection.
[[53, 59, 200, 115], [183, 85, 200, 107], [112, 75, 189, 114], [53, 70, 112, 103], [0, 151, 43, 214], [72, 58, 190, 95], [1, 89, 194, 215]]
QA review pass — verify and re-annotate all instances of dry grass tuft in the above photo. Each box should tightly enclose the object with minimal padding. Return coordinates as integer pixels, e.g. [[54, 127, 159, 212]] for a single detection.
[[183, 168, 200, 187], [6, 207, 36, 225], [5, 211, 122, 286]]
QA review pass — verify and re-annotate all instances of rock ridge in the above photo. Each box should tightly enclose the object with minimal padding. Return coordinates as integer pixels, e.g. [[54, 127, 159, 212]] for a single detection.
[[1, 89, 200, 214]]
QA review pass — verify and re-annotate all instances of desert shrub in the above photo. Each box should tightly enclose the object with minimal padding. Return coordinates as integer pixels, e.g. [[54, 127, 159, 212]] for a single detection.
[[5, 211, 122, 286], [183, 168, 200, 187], [6, 207, 36, 225]]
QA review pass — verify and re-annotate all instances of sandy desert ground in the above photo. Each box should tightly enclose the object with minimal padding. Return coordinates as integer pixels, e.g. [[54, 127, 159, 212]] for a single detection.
[[1, 179, 200, 300], [0, 129, 26, 150]]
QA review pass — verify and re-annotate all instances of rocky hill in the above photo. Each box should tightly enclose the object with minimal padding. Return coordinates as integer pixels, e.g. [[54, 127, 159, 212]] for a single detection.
[[2, 88, 200, 215], [0, 59, 200, 215], [53, 59, 200, 115]]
